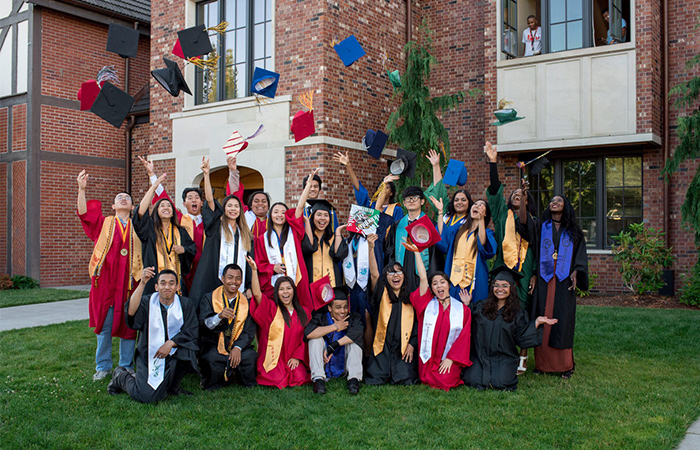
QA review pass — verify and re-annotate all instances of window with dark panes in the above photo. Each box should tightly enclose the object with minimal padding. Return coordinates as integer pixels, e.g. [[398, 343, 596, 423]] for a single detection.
[[195, 0, 273, 105], [502, 0, 518, 58], [528, 155, 642, 249]]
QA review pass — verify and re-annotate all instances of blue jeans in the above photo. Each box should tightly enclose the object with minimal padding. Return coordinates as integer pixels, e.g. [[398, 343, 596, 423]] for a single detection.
[[95, 307, 135, 371]]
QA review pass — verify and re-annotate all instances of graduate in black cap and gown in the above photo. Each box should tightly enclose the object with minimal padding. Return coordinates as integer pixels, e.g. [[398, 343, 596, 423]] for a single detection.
[[301, 199, 348, 293]]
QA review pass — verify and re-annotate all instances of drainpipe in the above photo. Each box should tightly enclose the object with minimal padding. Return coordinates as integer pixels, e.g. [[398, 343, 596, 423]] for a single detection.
[[406, 0, 412, 44], [124, 21, 139, 193], [663, 0, 669, 248]]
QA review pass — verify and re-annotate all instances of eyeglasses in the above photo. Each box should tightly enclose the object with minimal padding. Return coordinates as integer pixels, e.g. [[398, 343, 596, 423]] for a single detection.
[[115, 195, 132, 201], [404, 196, 421, 203], [387, 271, 403, 276], [493, 283, 511, 289]]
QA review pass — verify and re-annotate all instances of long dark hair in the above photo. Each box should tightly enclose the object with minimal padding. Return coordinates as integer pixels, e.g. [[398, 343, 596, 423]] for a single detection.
[[266, 202, 290, 248], [507, 189, 538, 217], [375, 262, 410, 305], [428, 272, 451, 296], [273, 276, 308, 327], [482, 280, 521, 323], [310, 209, 334, 245], [153, 198, 181, 230], [455, 199, 492, 243], [446, 189, 474, 217], [221, 195, 252, 252], [540, 195, 584, 248]]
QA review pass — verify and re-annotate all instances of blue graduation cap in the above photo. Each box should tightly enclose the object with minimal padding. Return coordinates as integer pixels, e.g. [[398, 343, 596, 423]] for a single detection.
[[251, 67, 280, 99], [362, 129, 388, 159], [333, 35, 366, 67], [443, 159, 468, 187]]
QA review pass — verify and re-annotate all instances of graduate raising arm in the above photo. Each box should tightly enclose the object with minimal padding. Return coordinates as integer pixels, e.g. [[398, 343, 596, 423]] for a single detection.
[[245, 255, 262, 307], [332, 151, 360, 192], [128, 266, 156, 317], [201, 156, 215, 212], [296, 168, 321, 219]]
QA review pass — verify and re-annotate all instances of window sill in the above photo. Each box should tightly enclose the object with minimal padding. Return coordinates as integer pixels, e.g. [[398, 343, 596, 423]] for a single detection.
[[588, 249, 614, 255], [174, 94, 292, 119], [497, 42, 634, 68]]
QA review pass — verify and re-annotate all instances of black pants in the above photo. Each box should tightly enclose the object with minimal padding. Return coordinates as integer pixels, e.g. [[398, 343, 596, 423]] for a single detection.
[[116, 355, 192, 403], [199, 346, 257, 389]]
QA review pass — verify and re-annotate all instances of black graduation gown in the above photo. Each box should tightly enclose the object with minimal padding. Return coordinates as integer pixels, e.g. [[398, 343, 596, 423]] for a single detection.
[[188, 201, 255, 309], [122, 294, 199, 403], [365, 281, 419, 385], [301, 234, 348, 288], [384, 218, 440, 293], [304, 309, 364, 350], [531, 223, 589, 349], [132, 209, 196, 296], [462, 302, 542, 391], [198, 291, 258, 388]]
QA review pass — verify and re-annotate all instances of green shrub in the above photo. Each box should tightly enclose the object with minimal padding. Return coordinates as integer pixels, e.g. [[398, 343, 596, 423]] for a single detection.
[[0, 274, 13, 290], [576, 265, 598, 297], [10, 275, 39, 290], [612, 223, 675, 295], [679, 263, 700, 306]]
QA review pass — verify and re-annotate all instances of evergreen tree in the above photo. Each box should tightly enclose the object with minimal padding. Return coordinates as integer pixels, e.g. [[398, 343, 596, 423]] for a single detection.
[[387, 19, 481, 195]]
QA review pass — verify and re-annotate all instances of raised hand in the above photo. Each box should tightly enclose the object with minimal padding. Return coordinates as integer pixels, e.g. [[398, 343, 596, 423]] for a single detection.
[[333, 151, 349, 166], [402, 241, 420, 253], [245, 255, 258, 272], [366, 233, 378, 248], [201, 156, 210, 175], [77, 170, 89, 190], [484, 141, 498, 163], [153, 173, 167, 188], [429, 196, 444, 214], [382, 174, 400, 185], [140, 266, 156, 282], [227, 155, 237, 172], [426, 148, 440, 166], [137, 155, 155, 176], [458, 288, 472, 306]]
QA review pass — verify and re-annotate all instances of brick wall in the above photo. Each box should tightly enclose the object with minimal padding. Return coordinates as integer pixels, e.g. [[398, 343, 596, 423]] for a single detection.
[[11, 104, 26, 152], [635, 0, 663, 136], [0, 108, 7, 153], [12, 160, 26, 275], [0, 163, 6, 272]]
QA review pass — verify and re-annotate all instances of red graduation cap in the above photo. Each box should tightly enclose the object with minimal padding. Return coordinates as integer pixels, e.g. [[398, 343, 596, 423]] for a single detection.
[[291, 90, 315, 142], [77, 80, 102, 111], [172, 38, 201, 60], [310, 275, 335, 310], [405, 215, 441, 252]]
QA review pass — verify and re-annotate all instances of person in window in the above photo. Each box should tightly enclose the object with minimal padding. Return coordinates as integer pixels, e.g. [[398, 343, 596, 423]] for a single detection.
[[602, 8, 627, 44], [522, 15, 542, 56], [532, 195, 589, 379]]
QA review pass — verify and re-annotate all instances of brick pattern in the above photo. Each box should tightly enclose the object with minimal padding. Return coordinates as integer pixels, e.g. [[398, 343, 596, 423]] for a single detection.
[[11, 104, 26, 153], [635, 0, 663, 136], [0, 108, 7, 153], [0, 163, 6, 273], [12, 160, 26, 275]]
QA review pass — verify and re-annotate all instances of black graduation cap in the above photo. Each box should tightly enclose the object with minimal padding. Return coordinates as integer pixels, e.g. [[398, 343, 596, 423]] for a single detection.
[[363, 129, 388, 160], [151, 57, 191, 97], [106, 23, 139, 59], [388, 148, 417, 179], [177, 24, 213, 60], [490, 266, 524, 285], [307, 199, 334, 214], [89, 81, 135, 128], [332, 286, 349, 301], [530, 156, 550, 176]]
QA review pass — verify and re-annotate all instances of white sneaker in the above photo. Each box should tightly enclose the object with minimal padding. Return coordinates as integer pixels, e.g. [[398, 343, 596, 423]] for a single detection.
[[93, 370, 112, 381]]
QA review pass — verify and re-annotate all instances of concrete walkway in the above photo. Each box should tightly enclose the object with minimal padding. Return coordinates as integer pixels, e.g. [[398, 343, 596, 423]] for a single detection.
[[678, 421, 700, 449], [0, 297, 89, 331]]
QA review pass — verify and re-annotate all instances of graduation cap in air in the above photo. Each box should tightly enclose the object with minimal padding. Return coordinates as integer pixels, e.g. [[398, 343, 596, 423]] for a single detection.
[[491, 108, 525, 126], [291, 90, 315, 142], [405, 215, 441, 252], [106, 23, 140, 59], [489, 265, 524, 285], [362, 129, 389, 159], [177, 24, 213, 60], [222, 125, 265, 156], [251, 67, 280, 99], [388, 148, 417, 179], [151, 57, 191, 97], [517, 150, 552, 176], [310, 276, 335, 310], [333, 35, 366, 67], [89, 81, 135, 128], [443, 159, 468, 187], [77, 80, 101, 111], [388, 70, 401, 89]]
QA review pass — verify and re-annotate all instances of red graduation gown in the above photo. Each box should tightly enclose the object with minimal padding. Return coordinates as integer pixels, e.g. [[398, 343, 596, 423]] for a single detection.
[[253, 209, 313, 310], [249, 293, 311, 389], [410, 289, 472, 391], [152, 189, 204, 292], [78, 200, 137, 340]]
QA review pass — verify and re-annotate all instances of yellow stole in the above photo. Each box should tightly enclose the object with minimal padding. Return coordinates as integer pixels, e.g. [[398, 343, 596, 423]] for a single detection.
[[180, 215, 206, 247], [263, 308, 286, 372], [372, 288, 414, 356], [211, 286, 249, 356], [89, 216, 142, 289], [449, 230, 478, 291], [312, 238, 335, 285], [503, 210, 529, 271], [157, 223, 182, 292]]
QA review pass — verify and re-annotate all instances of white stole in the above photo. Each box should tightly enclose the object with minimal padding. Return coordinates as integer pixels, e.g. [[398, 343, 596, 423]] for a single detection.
[[419, 297, 464, 363], [343, 236, 369, 290], [219, 224, 247, 292], [264, 228, 299, 285], [244, 210, 257, 231], [148, 293, 183, 389]]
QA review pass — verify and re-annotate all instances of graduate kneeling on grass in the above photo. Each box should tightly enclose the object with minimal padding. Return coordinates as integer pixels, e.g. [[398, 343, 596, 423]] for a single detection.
[[304, 285, 364, 395], [198, 263, 258, 390], [108, 268, 199, 403]]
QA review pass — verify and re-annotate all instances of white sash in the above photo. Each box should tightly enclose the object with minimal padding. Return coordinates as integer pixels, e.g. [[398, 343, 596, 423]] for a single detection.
[[219, 224, 247, 292], [419, 297, 464, 363], [264, 228, 299, 285], [148, 293, 183, 389], [343, 236, 369, 290], [244, 210, 257, 231]]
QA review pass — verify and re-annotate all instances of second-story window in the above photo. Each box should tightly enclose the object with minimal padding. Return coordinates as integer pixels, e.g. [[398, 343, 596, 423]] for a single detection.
[[502, 0, 518, 58], [195, 0, 273, 105], [547, 0, 587, 52]]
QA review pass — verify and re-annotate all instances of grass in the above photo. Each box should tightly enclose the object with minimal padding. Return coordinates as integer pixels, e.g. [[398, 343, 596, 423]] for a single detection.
[[0, 288, 87, 308], [1, 306, 699, 449]]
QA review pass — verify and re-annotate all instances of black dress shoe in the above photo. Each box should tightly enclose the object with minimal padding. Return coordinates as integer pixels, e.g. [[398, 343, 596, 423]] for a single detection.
[[107, 366, 127, 395], [313, 379, 326, 394], [347, 378, 360, 395], [561, 370, 574, 379], [169, 386, 194, 396]]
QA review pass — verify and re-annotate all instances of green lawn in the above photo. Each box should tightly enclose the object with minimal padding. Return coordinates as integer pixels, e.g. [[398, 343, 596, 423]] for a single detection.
[[0, 288, 87, 308], [1, 306, 698, 448]]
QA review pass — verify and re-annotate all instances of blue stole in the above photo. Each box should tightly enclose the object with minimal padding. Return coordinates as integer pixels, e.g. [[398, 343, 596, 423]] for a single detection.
[[324, 312, 346, 379], [539, 220, 574, 282], [395, 213, 430, 275]]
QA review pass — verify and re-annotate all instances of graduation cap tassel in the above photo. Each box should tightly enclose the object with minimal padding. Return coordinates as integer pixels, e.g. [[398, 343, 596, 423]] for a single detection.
[[187, 55, 219, 69], [370, 182, 386, 204], [299, 90, 314, 110], [96, 66, 120, 86], [329, 35, 340, 48], [206, 21, 229, 35]]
